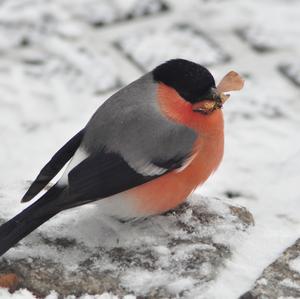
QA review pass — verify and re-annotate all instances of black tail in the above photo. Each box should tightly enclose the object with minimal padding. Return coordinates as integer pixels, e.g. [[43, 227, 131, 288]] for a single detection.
[[0, 186, 64, 257], [21, 130, 84, 203]]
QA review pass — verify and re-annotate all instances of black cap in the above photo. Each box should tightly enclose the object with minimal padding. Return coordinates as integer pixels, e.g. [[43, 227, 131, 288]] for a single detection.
[[153, 58, 216, 104]]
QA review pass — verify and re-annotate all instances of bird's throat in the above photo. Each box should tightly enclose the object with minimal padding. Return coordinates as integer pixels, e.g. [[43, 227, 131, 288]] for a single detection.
[[157, 83, 224, 135]]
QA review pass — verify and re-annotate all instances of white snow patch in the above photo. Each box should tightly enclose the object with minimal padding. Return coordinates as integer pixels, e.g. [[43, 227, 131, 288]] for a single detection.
[[257, 278, 268, 286], [118, 24, 227, 71], [280, 278, 300, 290], [166, 278, 196, 294], [121, 269, 169, 295], [0, 290, 135, 299], [289, 256, 300, 274], [0, 288, 38, 299]]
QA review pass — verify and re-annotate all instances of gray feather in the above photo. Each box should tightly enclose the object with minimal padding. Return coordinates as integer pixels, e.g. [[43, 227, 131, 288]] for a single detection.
[[82, 73, 197, 172]]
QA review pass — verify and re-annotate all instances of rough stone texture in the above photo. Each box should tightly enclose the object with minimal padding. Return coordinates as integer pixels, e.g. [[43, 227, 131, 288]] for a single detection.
[[0, 198, 253, 298], [240, 239, 300, 299]]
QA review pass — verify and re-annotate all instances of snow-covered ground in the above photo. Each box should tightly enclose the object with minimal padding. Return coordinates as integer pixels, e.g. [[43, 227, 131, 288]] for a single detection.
[[0, 0, 300, 298]]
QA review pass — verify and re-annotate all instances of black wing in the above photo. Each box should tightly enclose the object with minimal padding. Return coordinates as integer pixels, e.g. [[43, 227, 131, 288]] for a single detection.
[[53, 150, 188, 211], [21, 130, 84, 202]]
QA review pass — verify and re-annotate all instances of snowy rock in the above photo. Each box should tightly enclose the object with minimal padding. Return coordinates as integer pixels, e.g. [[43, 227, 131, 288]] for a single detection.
[[0, 197, 253, 298], [240, 238, 300, 299]]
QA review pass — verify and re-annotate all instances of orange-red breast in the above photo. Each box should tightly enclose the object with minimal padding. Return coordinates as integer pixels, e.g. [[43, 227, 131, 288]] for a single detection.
[[0, 59, 243, 257]]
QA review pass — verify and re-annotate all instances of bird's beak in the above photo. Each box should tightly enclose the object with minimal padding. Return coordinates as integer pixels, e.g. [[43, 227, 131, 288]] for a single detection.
[[192, 87, 230, 113], [192, 71, 244, 114], [209, 87, 230, 107]]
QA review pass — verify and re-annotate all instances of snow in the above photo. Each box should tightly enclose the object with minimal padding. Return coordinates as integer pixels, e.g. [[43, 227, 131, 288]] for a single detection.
[[257, 278, 268, 286], [280, 278, 300, 290], [240, 2, 300, 51], [117, 24, 228, 70], [289, 256, 300, 274], [121, 269, 169, 295], [1, 0, 300, 298], [280, 63, 300, 87], [0, 290, 133, 299], [166, 278, 197, 294], [0, 289, 38, 299]]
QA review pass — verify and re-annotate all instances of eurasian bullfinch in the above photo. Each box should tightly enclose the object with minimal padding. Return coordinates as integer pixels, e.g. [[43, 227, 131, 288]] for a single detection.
[[0, 58, 244, 256]]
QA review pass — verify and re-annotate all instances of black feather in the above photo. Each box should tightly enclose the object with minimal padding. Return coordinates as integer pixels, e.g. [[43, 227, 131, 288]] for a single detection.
[[0, 186, 65, 257], [21, 130, 84, 202], [152, 58, 215, 103], [67, 151, 161, 204]]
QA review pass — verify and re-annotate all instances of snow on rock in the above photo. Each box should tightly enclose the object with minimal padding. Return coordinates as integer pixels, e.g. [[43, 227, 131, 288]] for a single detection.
[[0, 197, 253, 298], [290, 256, 300, 274], [240, 239, 300, 299], [0, 289, 131, 299], [0, 288, 40, 299]]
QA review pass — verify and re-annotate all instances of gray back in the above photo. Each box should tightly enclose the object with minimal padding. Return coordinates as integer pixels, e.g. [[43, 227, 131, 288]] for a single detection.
[[83, 73, 197, 165]]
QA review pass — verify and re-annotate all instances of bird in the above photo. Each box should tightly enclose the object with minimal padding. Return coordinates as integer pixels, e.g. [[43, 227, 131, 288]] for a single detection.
[[0, 58, 244, 257]]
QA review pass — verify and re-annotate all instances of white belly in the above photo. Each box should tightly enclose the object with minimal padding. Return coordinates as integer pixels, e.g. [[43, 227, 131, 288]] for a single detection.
[[95, 192, 144, 220]]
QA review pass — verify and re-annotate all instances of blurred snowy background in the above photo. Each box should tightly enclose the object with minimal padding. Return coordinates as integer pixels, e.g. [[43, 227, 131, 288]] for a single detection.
[[0, 0, 300, 298]]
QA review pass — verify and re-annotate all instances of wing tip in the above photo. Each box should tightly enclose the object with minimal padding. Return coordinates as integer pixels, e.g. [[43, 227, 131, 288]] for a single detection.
[[21, 193, 33, 203]]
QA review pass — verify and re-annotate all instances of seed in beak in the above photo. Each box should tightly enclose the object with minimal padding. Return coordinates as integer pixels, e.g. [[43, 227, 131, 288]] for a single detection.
[[217, 71, 244, 93], [220, 92, 230, 104], [192, 100, 221, 114]]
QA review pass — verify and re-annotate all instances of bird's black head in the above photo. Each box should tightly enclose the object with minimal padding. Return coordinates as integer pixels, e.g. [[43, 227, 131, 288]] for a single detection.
[[153, 59, 217, 104]]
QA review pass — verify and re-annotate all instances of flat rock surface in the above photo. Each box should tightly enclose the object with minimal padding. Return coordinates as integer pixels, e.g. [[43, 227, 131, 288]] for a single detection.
[[0, 197, 253, 298]]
